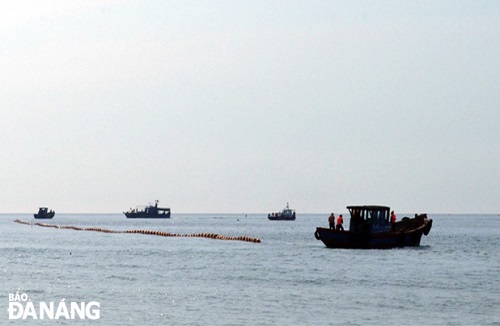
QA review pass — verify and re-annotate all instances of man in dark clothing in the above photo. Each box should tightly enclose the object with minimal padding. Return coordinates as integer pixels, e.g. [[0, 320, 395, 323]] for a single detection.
[[328, 213, 335, 229]]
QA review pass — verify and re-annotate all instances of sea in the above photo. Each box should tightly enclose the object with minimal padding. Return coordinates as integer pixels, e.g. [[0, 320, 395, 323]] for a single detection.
[[0, 213, 498, 325]]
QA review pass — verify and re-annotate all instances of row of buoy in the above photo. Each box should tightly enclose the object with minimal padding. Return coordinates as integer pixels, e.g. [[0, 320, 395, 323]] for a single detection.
[[14, 219, 261, 243], [125, 229, 261, 242]]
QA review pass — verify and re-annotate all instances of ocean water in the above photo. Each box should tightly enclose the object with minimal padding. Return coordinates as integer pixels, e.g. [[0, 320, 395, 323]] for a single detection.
[[0, 213, 498, 325]]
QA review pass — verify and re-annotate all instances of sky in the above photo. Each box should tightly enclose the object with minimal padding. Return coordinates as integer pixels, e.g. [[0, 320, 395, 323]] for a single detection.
[[1, 0, 499, 214]]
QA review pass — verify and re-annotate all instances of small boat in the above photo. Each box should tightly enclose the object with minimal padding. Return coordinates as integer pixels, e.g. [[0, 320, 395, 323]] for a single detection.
[[268, 202, 296, 220], [314, 205, 432, 249], [34, 207, 55, 219], [124, 200, 171, 218]]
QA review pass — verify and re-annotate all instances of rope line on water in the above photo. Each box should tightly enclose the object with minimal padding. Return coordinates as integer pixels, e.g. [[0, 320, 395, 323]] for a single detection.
[[14, 219, 261, 243]]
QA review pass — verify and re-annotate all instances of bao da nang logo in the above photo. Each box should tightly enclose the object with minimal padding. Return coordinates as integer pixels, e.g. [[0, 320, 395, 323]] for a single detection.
[[8, 291, 100, 320]]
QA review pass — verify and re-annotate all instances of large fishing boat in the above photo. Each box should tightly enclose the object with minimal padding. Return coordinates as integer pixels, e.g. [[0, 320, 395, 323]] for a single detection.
[[124, 200, 171, 218], [34, 207, 55, 219], [314, 205, 432, 249], [268, 202, 296, 220]]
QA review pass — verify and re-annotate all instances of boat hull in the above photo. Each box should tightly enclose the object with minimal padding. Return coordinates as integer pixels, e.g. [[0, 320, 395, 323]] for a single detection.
[[34, 214, 54, 220], [315, 218, 432, 249], [125, 212, 171, 218], [268, 215, 295, 221]]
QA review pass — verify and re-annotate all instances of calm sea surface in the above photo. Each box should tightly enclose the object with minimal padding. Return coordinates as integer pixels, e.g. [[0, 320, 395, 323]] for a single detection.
[[1, 213, 498, 325]]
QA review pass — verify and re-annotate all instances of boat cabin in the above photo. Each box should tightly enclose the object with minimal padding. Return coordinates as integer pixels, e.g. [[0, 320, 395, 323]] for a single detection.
[[143, 204, 170, 215], [38, 207, 49, 214], [347, 205, 391, 233], [282, 203, 295, 217]]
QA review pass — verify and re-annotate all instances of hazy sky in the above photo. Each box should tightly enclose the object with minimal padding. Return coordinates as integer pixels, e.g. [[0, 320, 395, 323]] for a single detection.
[[1, 1, 499, 213]]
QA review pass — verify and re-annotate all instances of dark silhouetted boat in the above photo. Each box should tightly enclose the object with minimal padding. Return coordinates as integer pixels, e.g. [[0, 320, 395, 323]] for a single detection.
[[314, 205, 432, 249], [124, 200, 171, 218], [268, 202, 296, 220], [34, 207, 55, 219]]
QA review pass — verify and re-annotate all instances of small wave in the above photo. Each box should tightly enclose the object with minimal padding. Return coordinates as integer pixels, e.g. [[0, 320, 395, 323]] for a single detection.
[[107, 275, 138, 282], [9, 288, 46, 295], [27, 270, 44, 276]]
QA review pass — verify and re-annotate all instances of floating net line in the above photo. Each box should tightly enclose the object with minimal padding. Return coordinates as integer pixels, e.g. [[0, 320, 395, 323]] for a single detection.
[[14, 219, 261, 243]]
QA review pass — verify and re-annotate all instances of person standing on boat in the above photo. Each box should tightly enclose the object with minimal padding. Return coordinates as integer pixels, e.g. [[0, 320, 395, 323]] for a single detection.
[[328, 213, 335, 229], [391, 210, 397, 231], [336, 214, 344, 231]]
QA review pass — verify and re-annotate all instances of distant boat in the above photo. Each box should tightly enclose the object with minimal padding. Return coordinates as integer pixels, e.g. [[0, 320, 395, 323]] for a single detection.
[[124, 200, 171, 218], [34, 207, 55, 219], [314, 205, 432, 249], [268, 202, 296, 221]]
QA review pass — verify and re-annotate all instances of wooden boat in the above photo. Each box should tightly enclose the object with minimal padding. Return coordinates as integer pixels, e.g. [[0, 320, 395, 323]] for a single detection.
[[315, 205, 432, 249], [34, 207, 55, 219], [124, 200, 171, 218], [268, 202, 296, 220]]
